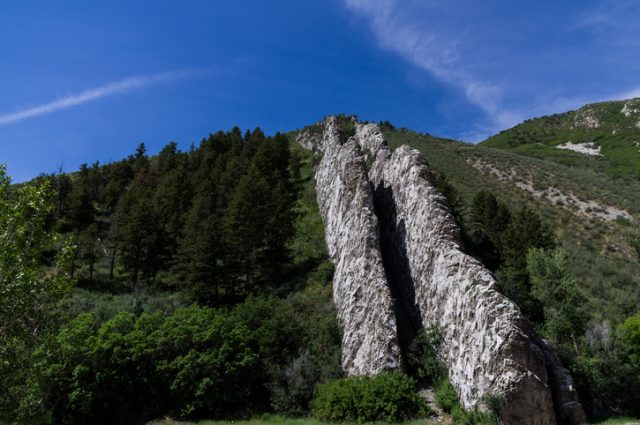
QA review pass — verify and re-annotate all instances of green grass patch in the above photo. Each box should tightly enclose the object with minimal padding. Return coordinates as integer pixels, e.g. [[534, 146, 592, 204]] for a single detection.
[[588, 417, 640, 424], [147, 415, 435, 425]]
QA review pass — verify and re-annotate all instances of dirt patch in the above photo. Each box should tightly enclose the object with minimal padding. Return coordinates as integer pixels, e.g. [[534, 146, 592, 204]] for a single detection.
[[469, 159, 632, 222], [556, 142, 602, 156]]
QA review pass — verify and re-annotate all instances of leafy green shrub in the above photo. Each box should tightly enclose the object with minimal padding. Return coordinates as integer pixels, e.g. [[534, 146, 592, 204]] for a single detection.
[[406, 327, 446, 382], [270, 349, 340, 416], [434, 376, 501, 424], [270, 282, 342, 416], [37, 290, 343, 424], [435, 377, 460, 413], [67, 288, 187, 323], [336, 115, 356, 139], [574, 314, 640, 416], [0, 169, 75, 424], [312, 371, 427, 423], [454, 407, 500, 425]]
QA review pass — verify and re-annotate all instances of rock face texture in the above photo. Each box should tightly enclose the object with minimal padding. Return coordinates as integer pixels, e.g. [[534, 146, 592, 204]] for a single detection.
[[310, 118, 402, 375], [298, 117, 586, 425]]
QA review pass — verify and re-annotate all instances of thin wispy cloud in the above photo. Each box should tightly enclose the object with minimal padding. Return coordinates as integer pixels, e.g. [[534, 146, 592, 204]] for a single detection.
[[0, 68, 214, 126], [342, 0, 516, 137], [341, 0, 640, 140]]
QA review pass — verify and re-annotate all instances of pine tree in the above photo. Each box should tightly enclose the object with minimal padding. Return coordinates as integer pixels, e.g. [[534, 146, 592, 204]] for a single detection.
[[79, 223, 101, 282], [223, 165, 272, 295], [67, 164, 95, 230], [153, 144, 192, 256], [468, 190, 511, 270], [117, 179, 167, 286], [52, 170, 72, 219], [222, 142, 296, 296], [102, 160, 134, 212], [175, 194, 223, 304], [498, 207, 554, 321]]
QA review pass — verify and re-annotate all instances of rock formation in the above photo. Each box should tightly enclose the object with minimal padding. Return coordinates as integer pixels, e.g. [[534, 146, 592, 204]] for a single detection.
[[298, 117, 586, 425], [310, 117, 402, 375]]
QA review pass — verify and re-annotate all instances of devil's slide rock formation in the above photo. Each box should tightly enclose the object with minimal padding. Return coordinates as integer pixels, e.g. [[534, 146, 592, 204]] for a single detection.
[[310, 118, 402, 374], [298, 117, 586, 425]]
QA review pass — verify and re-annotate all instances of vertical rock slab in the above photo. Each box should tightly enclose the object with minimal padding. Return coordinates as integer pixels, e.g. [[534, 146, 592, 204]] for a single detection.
[[356, 123, 585, 425], [302, 117, 402, 375]]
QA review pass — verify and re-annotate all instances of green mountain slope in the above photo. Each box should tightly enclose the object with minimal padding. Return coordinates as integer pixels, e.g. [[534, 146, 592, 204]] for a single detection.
[[481, 98, 640, 178], [385, 128, 639, 322], [5, 117, 640, 421]]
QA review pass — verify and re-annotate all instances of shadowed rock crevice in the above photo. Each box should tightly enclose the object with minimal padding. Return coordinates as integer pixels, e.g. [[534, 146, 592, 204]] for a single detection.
[[373, 183, 423, 367], [306, 117, 402, 375], [298, 117, 586, 425]]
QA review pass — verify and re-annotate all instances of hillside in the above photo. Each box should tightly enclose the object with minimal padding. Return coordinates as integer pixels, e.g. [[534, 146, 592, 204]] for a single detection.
[[482, 98, 640, 178], [385, 128, 639, 322]]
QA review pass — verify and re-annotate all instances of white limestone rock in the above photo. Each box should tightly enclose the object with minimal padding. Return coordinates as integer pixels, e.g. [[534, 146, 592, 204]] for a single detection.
[[299, 117, 402, 375], [556, 141, 602, 156], [621, 100, 640, 117]]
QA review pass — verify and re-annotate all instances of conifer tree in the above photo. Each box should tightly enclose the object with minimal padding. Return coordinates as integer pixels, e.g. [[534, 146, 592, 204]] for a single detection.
[[223, 165, 272, 295], [498, 207, 554, 321], [175, 194, 223, 304], [67, 163, 95, 230], [117, 178, 167, 286], [468, 190, 511, 270], [79, 223, 101, 282]]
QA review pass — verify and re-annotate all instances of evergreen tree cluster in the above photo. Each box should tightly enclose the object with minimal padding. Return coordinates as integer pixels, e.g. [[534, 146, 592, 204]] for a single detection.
[[467, 191, 555, 322], [41, 128, 300, 306]]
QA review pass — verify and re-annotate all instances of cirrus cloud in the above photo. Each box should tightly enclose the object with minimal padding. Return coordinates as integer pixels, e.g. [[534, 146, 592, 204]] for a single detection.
[[340, 0, 640, 140], [0, 68, 215, 127]]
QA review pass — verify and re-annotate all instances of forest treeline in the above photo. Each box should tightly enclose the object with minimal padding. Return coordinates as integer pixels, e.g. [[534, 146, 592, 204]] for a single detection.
[[40, 128, 302, 304]]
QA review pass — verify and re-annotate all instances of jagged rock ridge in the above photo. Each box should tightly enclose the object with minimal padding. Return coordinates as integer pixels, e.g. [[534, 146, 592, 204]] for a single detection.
[[309, 118, 402, 374], [298, 117, 586, 425]]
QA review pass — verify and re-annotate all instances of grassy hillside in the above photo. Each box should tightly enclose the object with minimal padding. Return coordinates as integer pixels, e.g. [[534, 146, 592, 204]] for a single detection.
[[482, 98, 640, 178], [385, 129, 640, 323]]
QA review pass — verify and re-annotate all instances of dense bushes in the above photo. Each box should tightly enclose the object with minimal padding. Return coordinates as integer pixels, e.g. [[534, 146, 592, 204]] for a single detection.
[[312, 371, 427, 422], [435, 378, 460, 414], [406, 327, 445, 382], [403, 324, 501, 424], [270, 281, 342, 416], [573, 314, 640, 416], [36, 292, 341, 424], [434, 377, 500, 425]]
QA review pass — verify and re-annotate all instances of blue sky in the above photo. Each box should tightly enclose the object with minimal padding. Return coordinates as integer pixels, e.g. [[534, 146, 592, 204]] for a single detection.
[[1, 0, 640, 181]]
